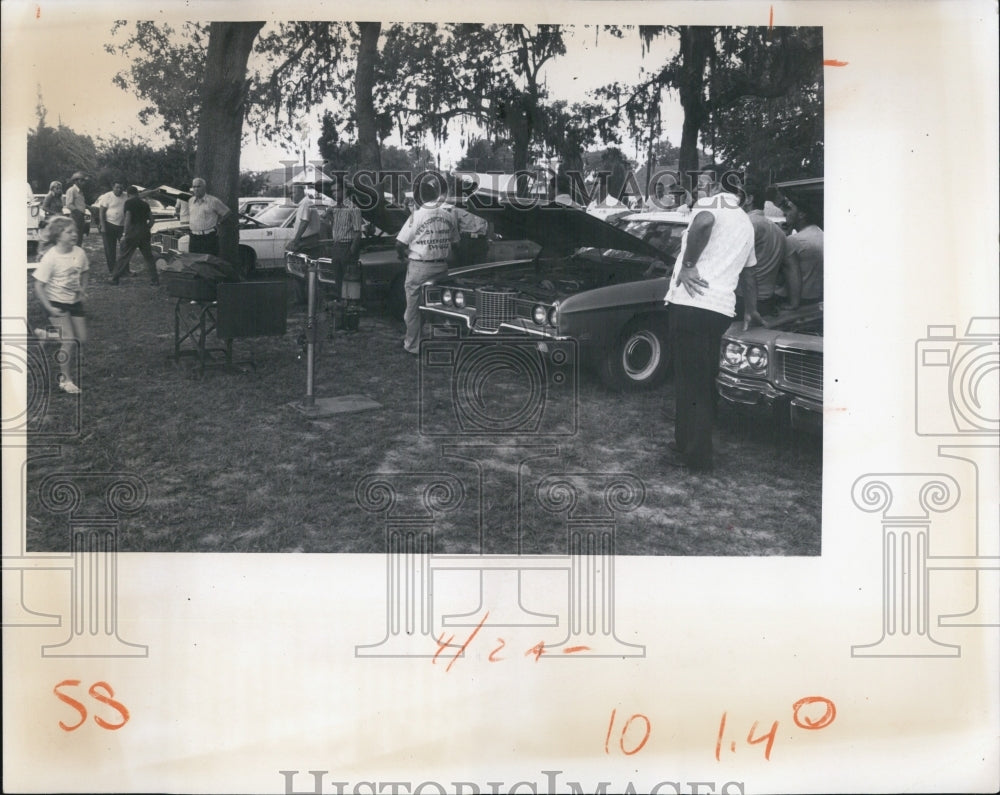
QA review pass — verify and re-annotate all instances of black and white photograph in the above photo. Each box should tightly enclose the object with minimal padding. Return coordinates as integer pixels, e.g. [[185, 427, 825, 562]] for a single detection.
[[18, 17, 823, 556], [2, 2, 997, 794]]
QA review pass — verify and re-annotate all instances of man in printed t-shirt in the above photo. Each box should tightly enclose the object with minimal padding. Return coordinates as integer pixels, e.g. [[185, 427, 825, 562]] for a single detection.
[[395, 179, 460, 354]]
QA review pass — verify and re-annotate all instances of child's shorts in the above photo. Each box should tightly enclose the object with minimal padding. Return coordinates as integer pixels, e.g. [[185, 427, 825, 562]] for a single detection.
[[50, 301, 85, 318]]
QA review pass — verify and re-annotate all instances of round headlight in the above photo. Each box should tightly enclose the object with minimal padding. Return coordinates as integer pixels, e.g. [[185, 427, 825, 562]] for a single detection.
[[547, 306, 559, 327], [746, 345, 768, 370], [442, 289, 453, 306], [723, 342, 744, 366], [533, 305, 547, 325], [454, 291, 466, 308]]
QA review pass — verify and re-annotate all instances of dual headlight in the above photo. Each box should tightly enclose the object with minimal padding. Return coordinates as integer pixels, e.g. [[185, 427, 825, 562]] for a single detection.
[[532, 303, 559, 328], [441, 289, 467, 309], [722, 340, 769, 373]]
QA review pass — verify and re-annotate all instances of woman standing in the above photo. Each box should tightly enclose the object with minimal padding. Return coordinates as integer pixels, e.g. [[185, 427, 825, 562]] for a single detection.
[[40, 180, 64, 222]]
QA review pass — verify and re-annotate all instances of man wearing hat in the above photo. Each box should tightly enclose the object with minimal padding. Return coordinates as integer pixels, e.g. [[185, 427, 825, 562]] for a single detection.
[[286, 178, 330, 259], [781, 195, 824, 309], [64, 171, 88, 242]]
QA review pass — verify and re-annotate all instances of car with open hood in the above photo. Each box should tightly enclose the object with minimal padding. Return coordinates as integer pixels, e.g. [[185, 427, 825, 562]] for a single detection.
[[418, 203, 689, 389]]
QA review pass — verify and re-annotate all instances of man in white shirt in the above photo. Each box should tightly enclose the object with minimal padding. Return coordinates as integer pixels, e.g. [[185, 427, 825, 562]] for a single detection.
[[395, 179, 460, 354], [187, 177, 232, 256], [664, 178, 762, 472], [97, 181, 127, 274]]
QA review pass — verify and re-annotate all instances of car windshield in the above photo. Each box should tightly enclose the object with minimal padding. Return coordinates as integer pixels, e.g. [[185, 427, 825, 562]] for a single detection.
[[253, 204, 297, 227], [603, 219, 686, 261]]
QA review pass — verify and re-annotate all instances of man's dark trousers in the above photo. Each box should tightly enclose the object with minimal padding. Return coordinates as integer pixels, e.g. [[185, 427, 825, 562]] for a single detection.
[[102, 222, 124, 273], [669, 303, 732, 470], [189, 231, 219, 256]]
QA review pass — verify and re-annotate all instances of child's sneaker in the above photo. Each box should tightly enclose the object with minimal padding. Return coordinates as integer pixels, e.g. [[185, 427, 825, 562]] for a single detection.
[[57, 375, 81, 394]]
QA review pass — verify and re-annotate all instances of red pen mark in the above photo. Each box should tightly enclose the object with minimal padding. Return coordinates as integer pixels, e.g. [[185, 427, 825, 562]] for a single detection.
[[36, 5, 41, 18], [488, 637, 506, 662], [715, 711, 727, 761], [54, 680, 87, 732], [524, 640, 547, 662], [88, 681, 130, 730], [606, 709, 652, 755], [823, 59, 849, 67], [562, 645, 590, 654], [768, 6, 774, 30], [432, 632, 455, 665], [445, 611, 489, 672], [746, 719, 779, 760], [792, 696, 837, 730], [717, 696, 837, 760], [53, 680, 130, 731]]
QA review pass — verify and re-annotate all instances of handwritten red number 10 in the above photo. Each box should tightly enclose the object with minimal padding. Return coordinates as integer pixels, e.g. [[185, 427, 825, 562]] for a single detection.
[[605, 708, 652, 756]]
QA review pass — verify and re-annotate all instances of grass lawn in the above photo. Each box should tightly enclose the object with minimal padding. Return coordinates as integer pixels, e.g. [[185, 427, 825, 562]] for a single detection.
[[22, 234, 822, 555]]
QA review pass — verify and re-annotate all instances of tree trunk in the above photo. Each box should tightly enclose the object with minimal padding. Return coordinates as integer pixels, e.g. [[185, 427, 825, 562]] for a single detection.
[[355, 22, 383, 173], [195, 21, 263, 266], [676, 27, 713, 182]]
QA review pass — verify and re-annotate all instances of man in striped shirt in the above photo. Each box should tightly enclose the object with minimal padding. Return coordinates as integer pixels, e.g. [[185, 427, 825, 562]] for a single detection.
[[320, 178, 364, 297]]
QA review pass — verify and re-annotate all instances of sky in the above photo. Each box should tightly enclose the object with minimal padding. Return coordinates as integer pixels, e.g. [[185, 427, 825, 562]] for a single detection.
[[12, 12, 683, 174]]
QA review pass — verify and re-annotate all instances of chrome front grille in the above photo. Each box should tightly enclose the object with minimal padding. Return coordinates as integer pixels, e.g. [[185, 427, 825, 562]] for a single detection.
[[475, 287, 518, 331], [778, 348, 823, 394]]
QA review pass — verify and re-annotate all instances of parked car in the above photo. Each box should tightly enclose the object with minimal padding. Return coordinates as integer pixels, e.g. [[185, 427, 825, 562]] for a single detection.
[[146, 198, 175, 221], [419, 204, 688, 390], [27, 193, 42, 257], [715, 304, 824, 434], [152, 202, 316, 272], [239, 197, 282, 217], [152, 199, 411, 300]]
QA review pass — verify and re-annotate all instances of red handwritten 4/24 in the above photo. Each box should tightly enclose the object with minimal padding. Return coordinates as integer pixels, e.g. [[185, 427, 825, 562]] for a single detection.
[[432, 612, 590, 672]]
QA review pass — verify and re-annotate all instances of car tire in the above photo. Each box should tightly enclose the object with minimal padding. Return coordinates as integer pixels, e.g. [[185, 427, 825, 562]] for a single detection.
[[386, 274, 406, 321], [599, 317, 670, 391], [238, 246, 257, 277]]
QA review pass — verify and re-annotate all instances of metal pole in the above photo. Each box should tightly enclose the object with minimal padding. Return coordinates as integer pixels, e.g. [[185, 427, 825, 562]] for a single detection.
[[304, 260, 318, 408]]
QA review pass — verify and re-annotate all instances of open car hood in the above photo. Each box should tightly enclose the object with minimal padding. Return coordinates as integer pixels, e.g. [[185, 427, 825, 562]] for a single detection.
[[465, 201, 667, 260]]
